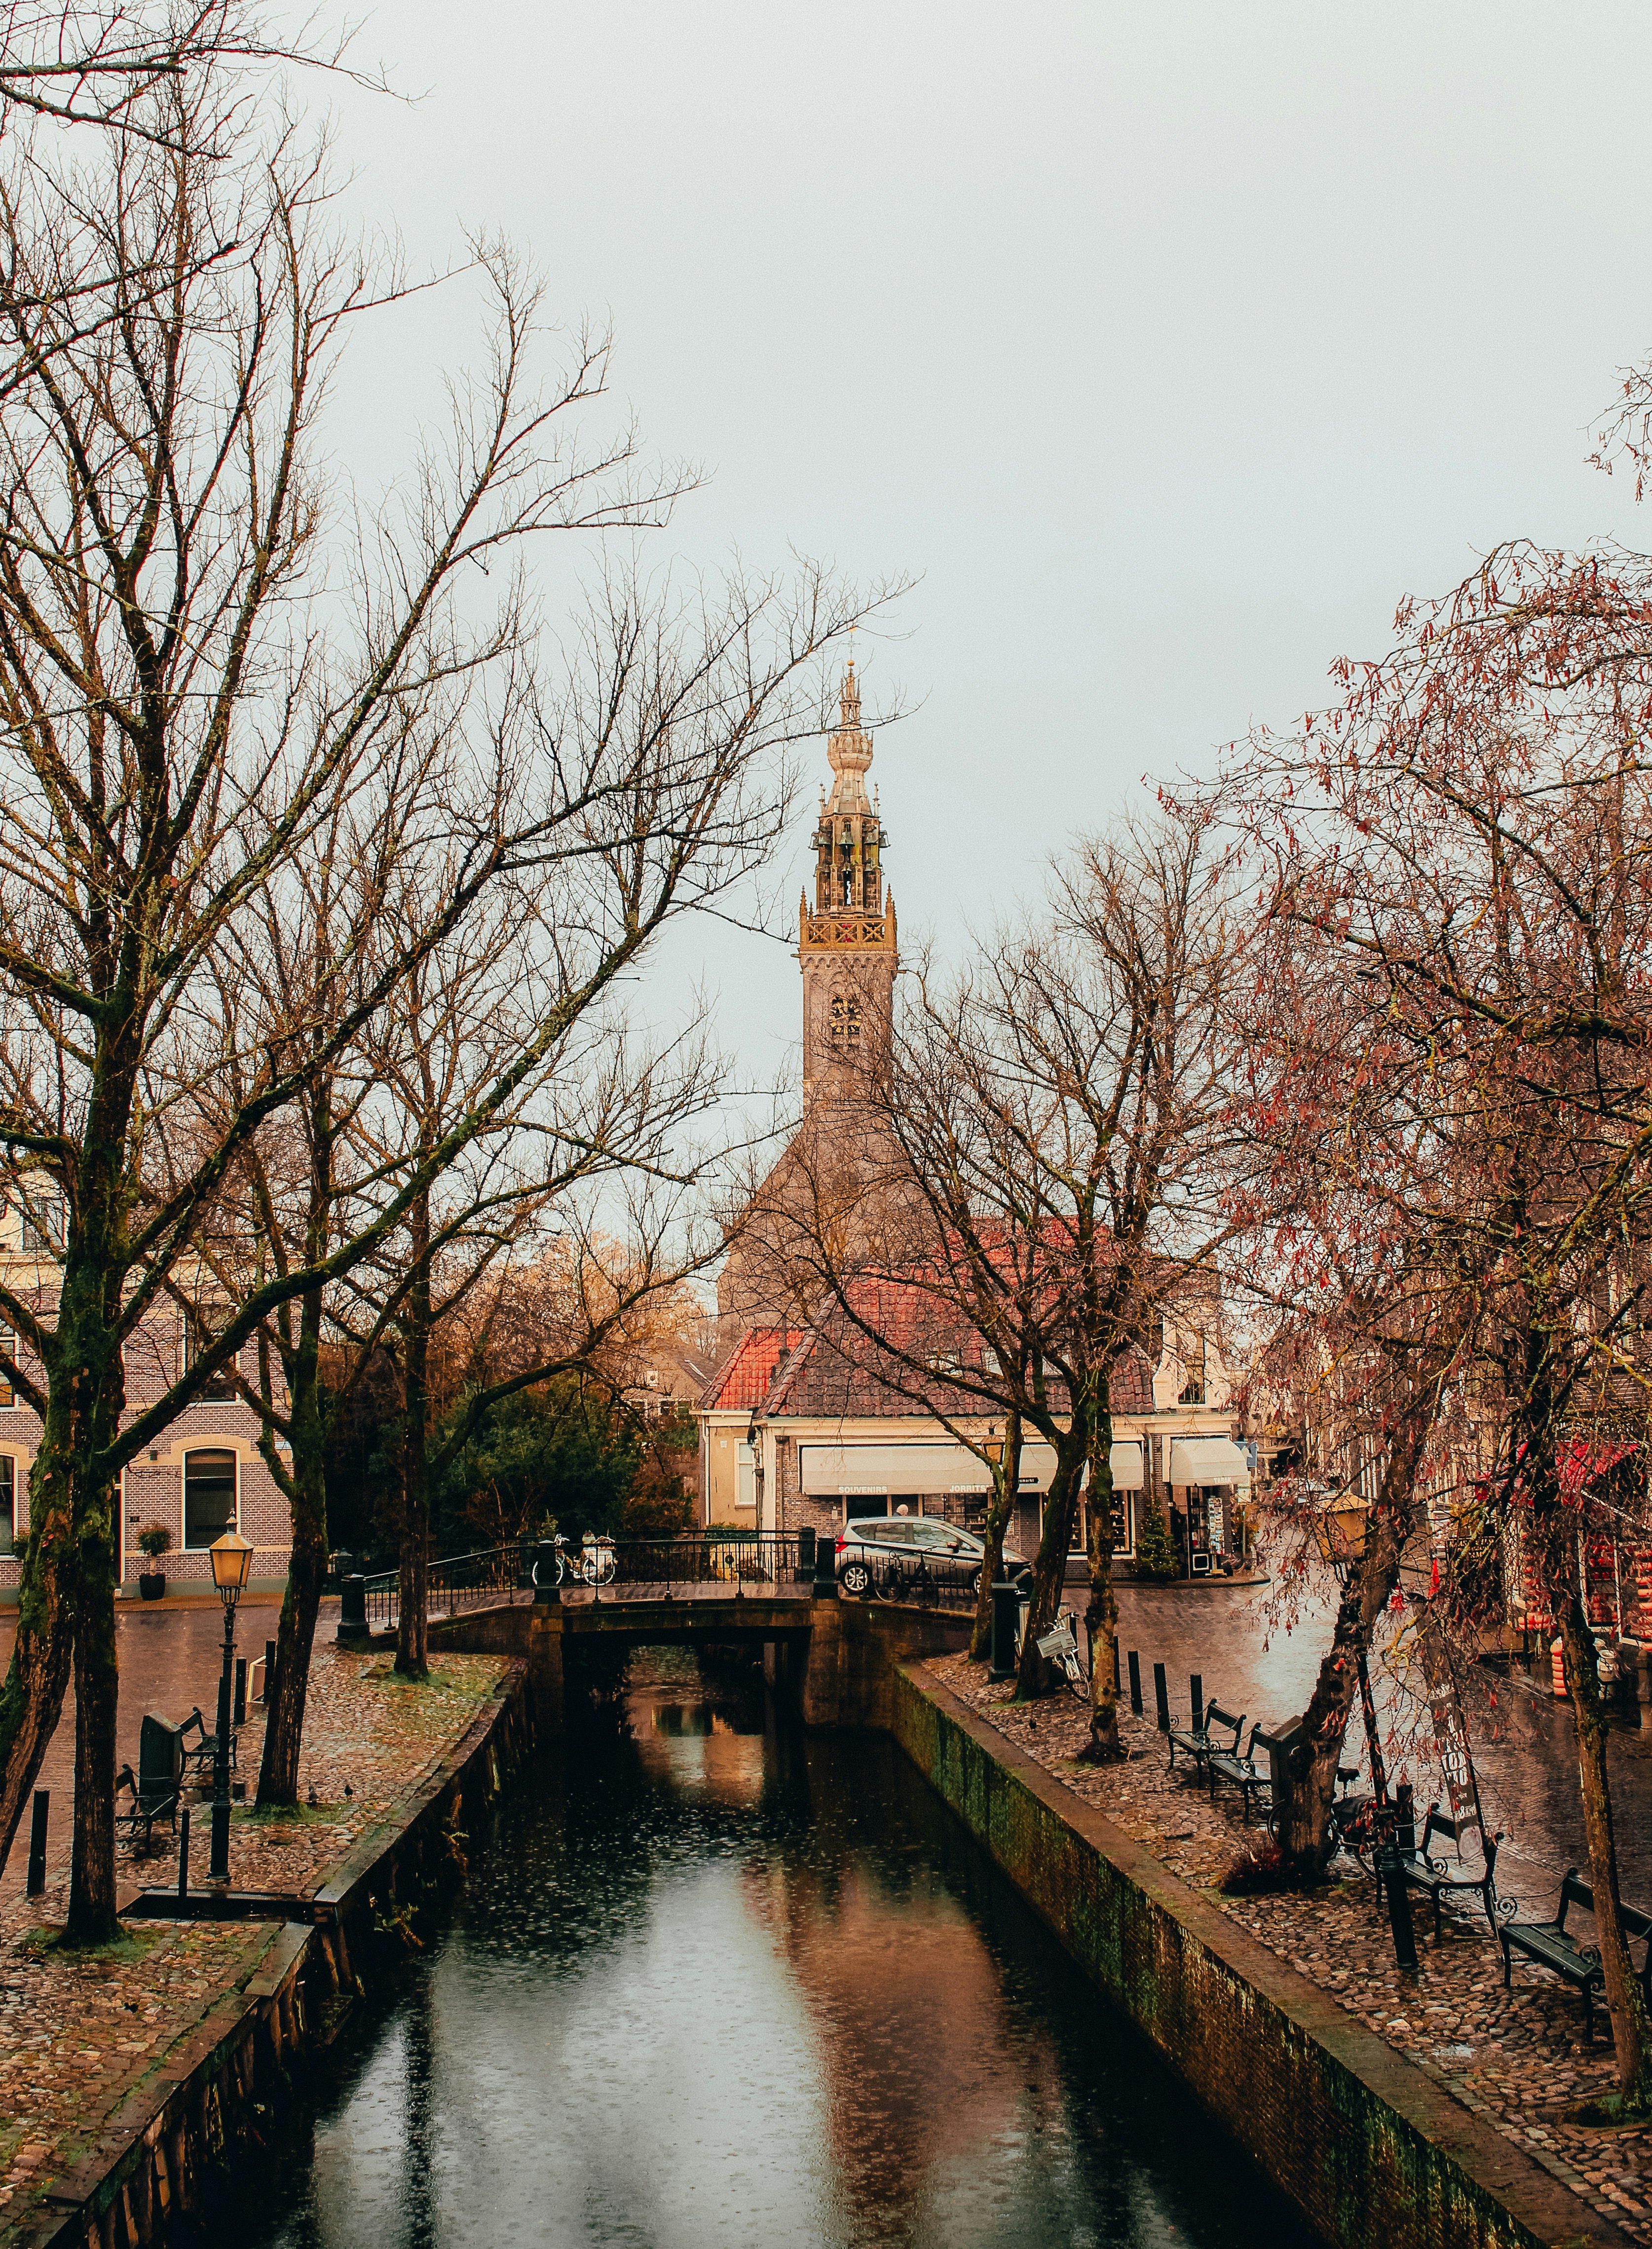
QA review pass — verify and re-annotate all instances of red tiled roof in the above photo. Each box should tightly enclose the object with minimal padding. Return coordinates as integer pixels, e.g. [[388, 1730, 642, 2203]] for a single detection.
[[702, 1328, 802, 1412]]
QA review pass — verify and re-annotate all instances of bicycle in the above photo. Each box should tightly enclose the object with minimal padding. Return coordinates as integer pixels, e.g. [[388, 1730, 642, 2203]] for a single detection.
[[547, 1532, 617, 1588], [1035, 1610, 1089, 1700]]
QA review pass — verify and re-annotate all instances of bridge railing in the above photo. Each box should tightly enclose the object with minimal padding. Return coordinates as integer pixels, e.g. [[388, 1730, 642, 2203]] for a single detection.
[[572, 1532, 810, 1599], [851, 1551, 979, 1614], [358, 1532, 817, 1628], [360, 1543, 529, 1632]]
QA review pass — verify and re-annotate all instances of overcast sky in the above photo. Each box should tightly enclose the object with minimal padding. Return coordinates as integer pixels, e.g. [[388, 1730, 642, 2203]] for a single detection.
[[321, 1, 1652, 1093]]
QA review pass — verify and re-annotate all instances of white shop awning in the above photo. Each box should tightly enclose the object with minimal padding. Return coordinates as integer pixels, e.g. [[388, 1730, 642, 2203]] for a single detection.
[[1108, 1440, 1144, 1491], [800, 1442, 993, 1495], [1009, 1441, 1141, 1492], [1168, 1437, 1251, 1487]]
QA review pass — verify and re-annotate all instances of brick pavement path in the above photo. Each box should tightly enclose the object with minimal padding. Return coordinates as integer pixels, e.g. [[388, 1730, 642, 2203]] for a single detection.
[[930, 1653, 1652, 2243], [0, 1599, 285, 1906], [0, 1632, 508, 2241]]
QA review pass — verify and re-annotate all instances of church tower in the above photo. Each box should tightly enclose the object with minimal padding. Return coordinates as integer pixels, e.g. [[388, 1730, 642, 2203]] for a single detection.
[[799, 663, 897, 1100]]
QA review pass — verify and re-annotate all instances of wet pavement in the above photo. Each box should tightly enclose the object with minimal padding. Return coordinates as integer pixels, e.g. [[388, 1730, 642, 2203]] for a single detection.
[[0, 1595, 282, 1900], [1112, 1575, 1652, 1907]]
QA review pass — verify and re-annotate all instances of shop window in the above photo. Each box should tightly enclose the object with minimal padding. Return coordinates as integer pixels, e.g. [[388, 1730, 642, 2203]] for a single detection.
[[0, 1455, 14, 1553], [184, 1449, 237, 1549]]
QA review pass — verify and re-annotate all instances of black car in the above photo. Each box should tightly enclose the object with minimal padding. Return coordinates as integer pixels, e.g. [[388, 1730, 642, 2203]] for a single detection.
[[834, 1515, 1033, 1599]]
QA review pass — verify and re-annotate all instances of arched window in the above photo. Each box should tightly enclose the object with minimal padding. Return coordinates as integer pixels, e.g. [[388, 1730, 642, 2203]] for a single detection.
[[184, 1449, 237, 1550], [0, 1454, 15, 1555]]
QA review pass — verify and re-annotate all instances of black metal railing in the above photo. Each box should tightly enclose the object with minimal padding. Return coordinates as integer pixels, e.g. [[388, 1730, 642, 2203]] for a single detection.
[[361, 1542, 528, 1632], [357, 1532, 817, 1628], [842, 1550, 979, 1613]]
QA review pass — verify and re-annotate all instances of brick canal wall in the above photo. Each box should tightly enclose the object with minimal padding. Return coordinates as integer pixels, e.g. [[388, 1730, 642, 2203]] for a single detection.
[[28, 1663, 541, 2249], [891, 1660, 1631, 2249]]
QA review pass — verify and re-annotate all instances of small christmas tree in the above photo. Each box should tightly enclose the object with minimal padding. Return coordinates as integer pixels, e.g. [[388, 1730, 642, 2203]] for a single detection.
[[1133, 1488, 1179, 1583]]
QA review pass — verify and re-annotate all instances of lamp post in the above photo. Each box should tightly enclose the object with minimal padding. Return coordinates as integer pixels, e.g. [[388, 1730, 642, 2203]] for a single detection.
[[208, 1528, 252, 1881]]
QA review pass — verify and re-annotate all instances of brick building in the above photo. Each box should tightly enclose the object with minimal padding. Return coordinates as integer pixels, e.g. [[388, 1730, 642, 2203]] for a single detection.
[[0, 1217, 290, 1603]]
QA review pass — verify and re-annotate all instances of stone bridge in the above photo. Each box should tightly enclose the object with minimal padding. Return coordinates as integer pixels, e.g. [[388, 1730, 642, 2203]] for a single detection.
[[349, 1588, 973, 1733]]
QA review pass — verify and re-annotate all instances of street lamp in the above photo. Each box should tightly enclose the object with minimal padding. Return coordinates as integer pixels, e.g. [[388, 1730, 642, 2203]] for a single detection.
[[208, 1528, 252, 1880]]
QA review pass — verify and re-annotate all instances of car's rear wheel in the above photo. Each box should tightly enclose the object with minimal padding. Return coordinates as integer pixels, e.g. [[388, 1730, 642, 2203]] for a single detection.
[[839, 1561, 871, 1598], [968, 1569, 983, 1597]]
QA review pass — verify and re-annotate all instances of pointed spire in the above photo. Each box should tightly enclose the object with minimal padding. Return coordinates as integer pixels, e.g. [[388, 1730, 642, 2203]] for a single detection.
[[826, 659, 873, 812]]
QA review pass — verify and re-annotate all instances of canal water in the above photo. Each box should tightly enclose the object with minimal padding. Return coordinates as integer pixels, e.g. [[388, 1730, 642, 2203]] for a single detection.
[[224, 1648, 1324, 2249]]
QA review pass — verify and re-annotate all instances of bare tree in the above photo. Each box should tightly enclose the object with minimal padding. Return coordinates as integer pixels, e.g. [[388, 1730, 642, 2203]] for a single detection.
[[0, 52, 696, 1940]]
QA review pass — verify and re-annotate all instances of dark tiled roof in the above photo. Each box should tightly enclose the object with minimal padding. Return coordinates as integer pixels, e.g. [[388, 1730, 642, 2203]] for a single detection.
[[761, 1286, 1153, 1421]]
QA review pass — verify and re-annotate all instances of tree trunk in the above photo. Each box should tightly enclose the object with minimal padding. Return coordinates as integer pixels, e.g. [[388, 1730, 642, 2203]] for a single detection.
[[1275, 1509, 1403, 1877], [968, 1412, 1022, 1660], [1559, 1572, 1652, 2107], [1078, 1399, 1121, 1762], [0, 1447, 77, 1875], [395, 1199, 432, 1681], [66, 1484, 119, 1945], [256, 1340, 328, 1804], [1014, 1435, 1087, 1699]]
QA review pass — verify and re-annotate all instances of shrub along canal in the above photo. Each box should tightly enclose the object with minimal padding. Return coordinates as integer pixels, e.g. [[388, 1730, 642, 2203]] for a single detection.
[[212, 1647, 1324, 2249]]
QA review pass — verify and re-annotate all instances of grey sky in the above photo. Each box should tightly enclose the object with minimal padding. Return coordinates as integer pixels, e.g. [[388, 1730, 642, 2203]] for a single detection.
[[323, 1, 1652, 1090]]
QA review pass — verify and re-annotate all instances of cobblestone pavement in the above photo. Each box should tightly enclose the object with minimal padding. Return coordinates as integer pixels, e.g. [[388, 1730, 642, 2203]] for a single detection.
[[0, 1633, 509, 2241], [930, 1652, 1652, 2243], [1112, 1575, 1652, 1902]]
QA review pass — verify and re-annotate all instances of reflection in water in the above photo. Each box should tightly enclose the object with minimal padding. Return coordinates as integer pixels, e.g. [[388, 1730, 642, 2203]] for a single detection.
[[222, 1648, 1323, 2249]]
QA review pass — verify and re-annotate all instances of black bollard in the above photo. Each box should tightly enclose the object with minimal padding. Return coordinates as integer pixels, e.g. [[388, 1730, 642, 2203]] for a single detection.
[[25, 1790, 46, 1897], [813, 1533, 838, 1598], [1190, 1674, 1203, 1733], [233, 1656, 247, 1728], [1378, 1841, 1419, 1971], [532, 1540, 561, 1605], [1127, 1650, 1143, 1715], [797, 1526, 817, 1586], [1153, 1661, 1171, 1733], [989, 1580, 1020, 1682], [337, 1573, 371, 1646], [178, 1806, 190, 1902]]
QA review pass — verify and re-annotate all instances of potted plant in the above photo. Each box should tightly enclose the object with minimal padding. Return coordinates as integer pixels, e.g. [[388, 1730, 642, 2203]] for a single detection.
[[135, 1522, 172, 1600]]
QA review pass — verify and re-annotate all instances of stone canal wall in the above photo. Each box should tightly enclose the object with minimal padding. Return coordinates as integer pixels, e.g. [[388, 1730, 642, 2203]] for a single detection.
[[24, 1664, 538, 2249], [890, 1660, 1630, 2249]]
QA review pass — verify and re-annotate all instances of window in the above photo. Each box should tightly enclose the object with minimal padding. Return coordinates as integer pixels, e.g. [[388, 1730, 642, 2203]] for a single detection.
[[182, 1308, 238, 1402], [0, 1324, 14, 1410], [736, 1442, 756, 1510], [184, 1449, 237, 1549], [0, 1455, 14, 1554], [20, 1198, 61, 1250]]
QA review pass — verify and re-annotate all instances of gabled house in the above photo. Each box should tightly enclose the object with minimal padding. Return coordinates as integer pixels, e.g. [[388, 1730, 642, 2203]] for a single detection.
[[700, 1293, 1254, 1576]]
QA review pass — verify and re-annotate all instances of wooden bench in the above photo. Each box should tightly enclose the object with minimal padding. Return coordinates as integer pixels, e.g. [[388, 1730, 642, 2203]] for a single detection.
[[1383, 1804, 1502, 1940], [115, 1713, 182, 1853], [1500, 1869, 1652, 2043], [178, 1702, 236, 1782], [1168, 1699, 1242, 1774], [1207, 1720, 1271, 1824]]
